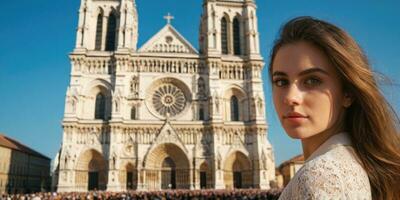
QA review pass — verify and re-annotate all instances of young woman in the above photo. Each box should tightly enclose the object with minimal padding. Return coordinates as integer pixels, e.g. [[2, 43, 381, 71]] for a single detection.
[[269, 17, 400, 199]]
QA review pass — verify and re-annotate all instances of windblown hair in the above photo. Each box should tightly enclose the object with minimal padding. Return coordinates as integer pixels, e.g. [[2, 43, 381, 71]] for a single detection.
[[269, 17, 400, 200]]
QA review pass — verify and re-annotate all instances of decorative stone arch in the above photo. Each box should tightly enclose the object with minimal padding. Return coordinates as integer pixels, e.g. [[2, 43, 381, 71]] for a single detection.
[[101, 6, 120, 20], [75, 149, 107, 191], [144, 143, 191, 190], [83, 79, 113, 120], [83, 79, 113, 96], [94, 7, 105, 23], [95, 6, 104, 15], [223, 85, 248, 122], [221, 12, 231, 23], [223, 150, 253, 189]]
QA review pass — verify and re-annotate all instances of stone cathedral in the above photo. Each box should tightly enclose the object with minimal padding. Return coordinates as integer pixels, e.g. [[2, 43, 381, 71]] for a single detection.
[[53, 0, 275, 192]]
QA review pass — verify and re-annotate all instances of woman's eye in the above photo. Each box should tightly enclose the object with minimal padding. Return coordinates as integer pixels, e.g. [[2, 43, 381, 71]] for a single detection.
[[304, 77, 322, 86], [273, 79, 289, 87]]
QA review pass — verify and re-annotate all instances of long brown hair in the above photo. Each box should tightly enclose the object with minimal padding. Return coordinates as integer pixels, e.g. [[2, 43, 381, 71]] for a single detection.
[[269, 16, 400, 199]]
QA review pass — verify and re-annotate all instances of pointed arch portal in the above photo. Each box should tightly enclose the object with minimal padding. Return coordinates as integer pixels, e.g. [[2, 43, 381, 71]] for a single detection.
[[223, 151, 253, 189], [75, 149, 107, 191], [144, 143, 190, 190]]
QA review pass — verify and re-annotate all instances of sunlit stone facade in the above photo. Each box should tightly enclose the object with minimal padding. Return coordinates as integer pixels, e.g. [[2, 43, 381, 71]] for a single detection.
[[53, 0, 275, 192], [0, 133, 50, 193]]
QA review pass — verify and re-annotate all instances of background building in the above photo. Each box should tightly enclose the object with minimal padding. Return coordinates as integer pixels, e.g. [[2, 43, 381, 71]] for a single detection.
[[0, 133, 50, 194], [276, 154, 304, 187], [54, 0, 275, 192]]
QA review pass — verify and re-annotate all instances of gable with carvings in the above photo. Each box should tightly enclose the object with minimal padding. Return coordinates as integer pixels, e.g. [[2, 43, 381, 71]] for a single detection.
[[139, 24, 198, 54]]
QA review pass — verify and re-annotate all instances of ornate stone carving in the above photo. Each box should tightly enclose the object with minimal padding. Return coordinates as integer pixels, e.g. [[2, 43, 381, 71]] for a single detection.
[[130, 76, 139, 98], [65, 87, 79, 114], [146, 78, 191, 119], [138, 25, 198, 54], [257, 96, 264, 115], [123, 136, 135, 157], [152, 84, 186, 117], [261, 151, 267, 170]]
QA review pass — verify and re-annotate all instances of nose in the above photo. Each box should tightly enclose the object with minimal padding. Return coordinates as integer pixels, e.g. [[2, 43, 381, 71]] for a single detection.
[[283, 84, 302, 106]]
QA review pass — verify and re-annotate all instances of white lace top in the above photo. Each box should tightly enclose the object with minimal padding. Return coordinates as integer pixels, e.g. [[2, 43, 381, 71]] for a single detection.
[[279, 133, 372, 200]]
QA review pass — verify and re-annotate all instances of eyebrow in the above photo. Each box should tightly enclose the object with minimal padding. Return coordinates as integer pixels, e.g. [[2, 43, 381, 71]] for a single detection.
[[272, 67, 329, 77]]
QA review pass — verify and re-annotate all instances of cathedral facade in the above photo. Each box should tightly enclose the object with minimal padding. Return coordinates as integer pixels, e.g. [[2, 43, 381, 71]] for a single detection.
[[54, 0, 275, 192]]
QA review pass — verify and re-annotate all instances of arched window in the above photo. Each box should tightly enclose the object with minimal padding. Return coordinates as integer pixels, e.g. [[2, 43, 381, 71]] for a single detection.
[[221, 17, 228, 54], [233, 17, 241, 55], [105, 12, 117, 51], [131, 106, 137, 120], [95, 93, 106, 120], [230, 96, 239, 121], [95, 13, 103, 50]]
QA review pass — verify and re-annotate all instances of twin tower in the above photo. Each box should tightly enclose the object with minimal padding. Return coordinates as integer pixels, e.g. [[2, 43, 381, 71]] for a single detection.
[[54, 0, 275, 192]]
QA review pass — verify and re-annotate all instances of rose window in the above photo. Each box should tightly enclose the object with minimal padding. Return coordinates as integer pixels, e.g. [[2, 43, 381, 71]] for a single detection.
[[152, 84, 186, 117]]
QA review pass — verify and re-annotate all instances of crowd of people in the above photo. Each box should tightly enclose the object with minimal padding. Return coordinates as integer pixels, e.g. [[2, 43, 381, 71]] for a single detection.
[[0, 189, 283, 200]]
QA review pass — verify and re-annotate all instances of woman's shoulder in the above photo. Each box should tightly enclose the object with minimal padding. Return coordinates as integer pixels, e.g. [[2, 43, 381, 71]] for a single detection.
[[279, 146, 371, 199], [302, 145, 370, 186], [305, 145, 364, 172]]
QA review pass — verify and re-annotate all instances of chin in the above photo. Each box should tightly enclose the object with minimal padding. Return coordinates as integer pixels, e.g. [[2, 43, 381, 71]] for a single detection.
[[284, 126, 313, 139]]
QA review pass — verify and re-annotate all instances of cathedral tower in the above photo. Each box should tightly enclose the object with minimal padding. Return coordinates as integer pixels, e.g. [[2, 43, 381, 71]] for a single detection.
[[75, 0, 138, 52], [54, 0, 274, 192], [199, 0, 273, 189], [200, 0, 261, 58]]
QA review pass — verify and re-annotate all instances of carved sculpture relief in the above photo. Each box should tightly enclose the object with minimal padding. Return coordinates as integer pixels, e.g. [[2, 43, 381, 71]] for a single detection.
[[66, 97, 77, 114], [130, 76, 139, 98], [257, 96, 264, 115], [123, 136, 135, 157]]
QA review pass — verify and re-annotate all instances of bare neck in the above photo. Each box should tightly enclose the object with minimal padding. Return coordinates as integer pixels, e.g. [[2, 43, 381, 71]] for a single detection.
[[301, 123, 345, 160]]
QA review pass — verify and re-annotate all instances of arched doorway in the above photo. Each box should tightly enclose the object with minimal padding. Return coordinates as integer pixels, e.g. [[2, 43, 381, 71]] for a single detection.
[[233, 160, 243, 188], [161, 157, 176, 189], [75, 149, 107, 191], [145, 143, 190, 190], [119, 163, 137, 190], [223, 151, 252, 189], [199, 161, 212, 189]]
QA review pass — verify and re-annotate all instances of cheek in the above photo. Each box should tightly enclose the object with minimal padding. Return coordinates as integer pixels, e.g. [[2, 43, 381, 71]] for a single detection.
[[305, 90, 341, 127], [272, 89, 284, 115]]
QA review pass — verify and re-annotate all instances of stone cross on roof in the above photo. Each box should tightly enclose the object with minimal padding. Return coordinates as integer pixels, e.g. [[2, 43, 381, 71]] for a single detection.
[[164, 13, 174, 24]]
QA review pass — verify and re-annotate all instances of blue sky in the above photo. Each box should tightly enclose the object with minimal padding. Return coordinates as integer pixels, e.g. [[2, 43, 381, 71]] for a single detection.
[[0, 0, 399, 166]]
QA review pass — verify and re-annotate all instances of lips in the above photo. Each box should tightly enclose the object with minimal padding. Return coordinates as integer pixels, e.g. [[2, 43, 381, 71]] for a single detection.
[[284, 111, 308, 118], [283, 112, 309, 124]]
